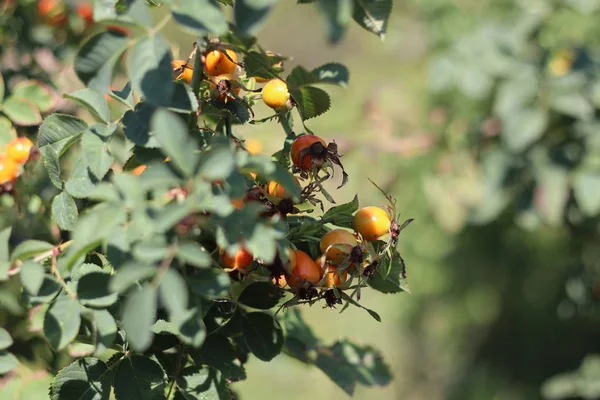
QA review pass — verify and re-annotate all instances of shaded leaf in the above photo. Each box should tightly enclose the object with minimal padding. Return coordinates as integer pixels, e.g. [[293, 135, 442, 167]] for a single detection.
[[172, 0, 228, 36], [121, 284, 157, 351], [82, 125, 115, 179], [0, 116, 16, 148], [128, 34, 174, 107], [78, 272, 118, 308], [0, 327, 13, 350], [74, 30, 130, 91], [44, 294, 81, 350], [50, 357, 113, 400], [0, 351, 18, 375], [242, 312, 283, 361], [176, 366, 231, 400], [113, 355, 166, 400], [288, 85, 331, 120], [93, 309, 118, 355], [311, 62, 350, 86], [352, 0, 392, 39], [238, 282, 283, 310], [151, 109, 197, 176], [234, 0, 277, 36], [318, 0, 353, 44]]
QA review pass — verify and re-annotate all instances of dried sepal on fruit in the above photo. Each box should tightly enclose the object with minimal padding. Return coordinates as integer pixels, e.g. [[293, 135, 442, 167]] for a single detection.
[[291, 134, 348, 189], [172, 60, 194, 85], [209, 74, 241, 103]]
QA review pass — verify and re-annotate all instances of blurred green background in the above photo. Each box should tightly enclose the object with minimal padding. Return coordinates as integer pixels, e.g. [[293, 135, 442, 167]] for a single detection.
[[4, 0, 600, 399]]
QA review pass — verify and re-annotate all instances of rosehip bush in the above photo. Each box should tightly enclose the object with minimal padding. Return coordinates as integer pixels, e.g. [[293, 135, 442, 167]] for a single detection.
[[0, 1, 410, 399]]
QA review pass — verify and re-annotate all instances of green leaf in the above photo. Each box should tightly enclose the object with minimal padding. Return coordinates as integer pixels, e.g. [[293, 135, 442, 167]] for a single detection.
[[20, 261, 46, 295], [501, 107, 548, 151], [315, 340, 392, 395], [238, 282, 283, 310], [322, 194, 359, 227], [151, 109, 197, 176], [50, 357, 113, 400], [110, 82, 134, 108], [176, 242, 211, 268], [78, 272, 119, 308], [52, 191, 79, 231], [2, 96, 42, 126], [113, 355, 166, 400], [550, 93, 594, 121], [64, 88, 111, 123], [311, 63, 350, 86], [340, 291, 381, 321], [318, 0, 353, 44], [121, 284, 157, 351], [176, 366, 231, 400], [0, 327, 13, 350], [352, 0, 392, 39], [288, 85, 331, 120], [243, 51, 280, 80], [38, 113, 88, 151], [242, 312, 283, 361], [0, 351, 18, 374], [241, 154, 301, 199], [0, 72, 4, 101], [110, 262, 156, 293], [44, 294, 82, 350], [171, 0, 228, 36], [188, 269, 231, 298], [82, 125, 115, 179], [41, 146, 63, 189], [169, 82, 200, 113], [286, 66, 319, 86], [93, 309, 117, 355], [28, 275, 61, 305], [282, 308, 319, 362], [192, 334, 246, 381], [158, 268, 188, 317], [367, 255, 406, 293], [0, 116, 16, 148], [74, 30, 130, 91], [234, 0, 277, 36], [172, 307, 207, 348], [10, 240, 54, 262], [197, 142, 235, 181], [63, 205, 127, 270], [65, 157, 98, 198], [535, 163, 569, 227], [128, 34, 174, 107], [122, 102, 159, 147], [0, 227, 12, 281], [13, 80, 56, 112], [573, 169, 600, 216]]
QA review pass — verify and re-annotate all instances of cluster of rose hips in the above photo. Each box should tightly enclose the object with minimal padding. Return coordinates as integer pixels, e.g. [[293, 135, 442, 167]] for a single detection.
[[36, 0, 93, 27], [172, 47, 291, 110], [0, 137, 35, 193], [167, 44, 407, 308]]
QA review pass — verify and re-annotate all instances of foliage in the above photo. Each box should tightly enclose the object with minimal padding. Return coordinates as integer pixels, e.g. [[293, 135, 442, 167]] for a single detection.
[[0, 0, 406, 399]]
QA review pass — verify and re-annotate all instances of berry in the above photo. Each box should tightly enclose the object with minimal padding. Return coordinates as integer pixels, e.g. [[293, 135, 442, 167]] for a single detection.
[[352, 206, 391, 241], [262, 79, 290, 110], [287, 250, 321, 287], [221, 247, 253, 270], [290, 134, 327, 171], [76, 2, 94, 26], [205, 49, 238, 76], [172, 60, 194, 85], [324, 265, 348, 288], [131, 165, 146, 176], [37, 0, 67, 25], [0, 155, 19, 185], [6, 137, 34, 164], [319, 229, 358, 264], [267, 177, 300, 200]]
